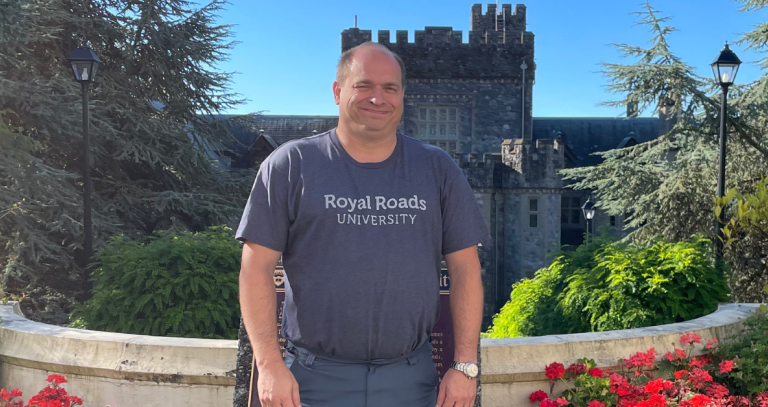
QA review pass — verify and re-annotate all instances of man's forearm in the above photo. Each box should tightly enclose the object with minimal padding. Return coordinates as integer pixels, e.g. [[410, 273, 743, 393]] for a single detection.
[[449, 267, 484, 363], [240, 264, 283, 369]]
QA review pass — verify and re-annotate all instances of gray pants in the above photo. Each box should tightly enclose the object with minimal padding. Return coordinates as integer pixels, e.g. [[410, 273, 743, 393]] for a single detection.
[[284, 341, 438, 407]]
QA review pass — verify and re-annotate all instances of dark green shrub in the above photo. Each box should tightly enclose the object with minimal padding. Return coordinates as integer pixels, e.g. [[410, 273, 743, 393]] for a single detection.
[[562, 237, 729, 332], [71, 226, 241, 339]]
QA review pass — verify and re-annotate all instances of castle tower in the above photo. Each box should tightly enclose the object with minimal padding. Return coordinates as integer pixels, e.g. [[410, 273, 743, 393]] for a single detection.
[[341, 4, 536, 156]]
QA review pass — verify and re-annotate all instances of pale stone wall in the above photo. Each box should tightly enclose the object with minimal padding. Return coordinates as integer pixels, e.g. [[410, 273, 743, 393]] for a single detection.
[[2, 302, 756, 407], [480, 303, 759, 407], [0, 302, 238, 407]]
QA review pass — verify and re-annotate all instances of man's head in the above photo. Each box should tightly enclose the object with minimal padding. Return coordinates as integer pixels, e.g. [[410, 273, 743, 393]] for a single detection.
[[333, 42, 406, 139]]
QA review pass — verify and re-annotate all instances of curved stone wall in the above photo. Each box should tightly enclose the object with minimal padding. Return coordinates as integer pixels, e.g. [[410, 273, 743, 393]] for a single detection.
[[480, 303, 759, 407], [0, 302, 758, 407], [0, 302, 238, 407]]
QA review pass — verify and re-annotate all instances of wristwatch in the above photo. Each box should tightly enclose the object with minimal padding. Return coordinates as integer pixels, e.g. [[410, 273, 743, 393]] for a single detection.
[[451, 361, 479, 379]]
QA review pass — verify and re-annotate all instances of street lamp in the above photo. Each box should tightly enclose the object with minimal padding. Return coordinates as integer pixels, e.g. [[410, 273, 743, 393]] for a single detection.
[[581, 196, 596, 242], [711, 43, 741, 258], [67, 44, 101, 292]]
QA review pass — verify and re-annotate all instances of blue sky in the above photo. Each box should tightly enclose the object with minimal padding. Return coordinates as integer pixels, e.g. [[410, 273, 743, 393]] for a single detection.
[[214, 0, 766, 118]]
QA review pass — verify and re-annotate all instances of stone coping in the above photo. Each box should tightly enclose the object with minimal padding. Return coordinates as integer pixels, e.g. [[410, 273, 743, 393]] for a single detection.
[[479, 303, 759, 384], [0, 301, 238, 385], [1, 301, 759, 387]]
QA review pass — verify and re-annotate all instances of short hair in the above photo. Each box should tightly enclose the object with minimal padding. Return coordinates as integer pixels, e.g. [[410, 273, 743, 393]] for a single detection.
[[336, 42, 406, 87]]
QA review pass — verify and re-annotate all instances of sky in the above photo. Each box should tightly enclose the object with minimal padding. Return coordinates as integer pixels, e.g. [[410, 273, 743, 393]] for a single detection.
[[213, 0, 767, 118]]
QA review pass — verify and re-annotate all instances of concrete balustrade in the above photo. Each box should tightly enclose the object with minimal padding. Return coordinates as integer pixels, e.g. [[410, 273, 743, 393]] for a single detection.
[[0, 302, 758, 407]]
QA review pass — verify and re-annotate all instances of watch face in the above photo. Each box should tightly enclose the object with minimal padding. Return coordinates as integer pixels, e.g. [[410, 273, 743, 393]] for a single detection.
[[466, 363, 479, 378]]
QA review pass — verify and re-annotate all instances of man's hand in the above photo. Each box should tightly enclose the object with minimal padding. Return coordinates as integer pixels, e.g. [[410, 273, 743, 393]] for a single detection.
[[257, 362, 301, 407], [436, 368, 477, 407]]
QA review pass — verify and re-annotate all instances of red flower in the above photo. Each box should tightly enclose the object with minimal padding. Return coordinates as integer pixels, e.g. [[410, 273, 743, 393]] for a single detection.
[[674, 370, 690, 380], [622, 348, 658, 369], [705, 339, 718, 349], [755, 391, 768, 407], [688, 368, 713, 390], [718, 360, 734, 374], [45, 375, 67, 385], [680, 333, 702, 346], [587, 401, 605, 407], [644, 379, 675, 394], [588, 368, 604, 378], [540, 399, 560, 407], [664, 349, 687, 362], [728, 396, 751, 407], [688, 355, 712, 368], [530, 390, 548, 403], [567, 362, 587, 376], [688, 394, 712, 407], [556, 398, 568, 406], [646, 394, 669, 407], [706, 383, 729, 399], [545, 362, 566, 380]]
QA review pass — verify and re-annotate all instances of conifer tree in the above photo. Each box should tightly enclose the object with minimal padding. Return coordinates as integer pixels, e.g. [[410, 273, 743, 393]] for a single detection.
[[562, 1, 768, 242], [0, 0, 251, 322], [562, 0, 768, 299]]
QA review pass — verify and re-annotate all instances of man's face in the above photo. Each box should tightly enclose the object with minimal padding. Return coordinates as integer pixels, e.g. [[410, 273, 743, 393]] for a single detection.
[[333, 48, 404, 137]]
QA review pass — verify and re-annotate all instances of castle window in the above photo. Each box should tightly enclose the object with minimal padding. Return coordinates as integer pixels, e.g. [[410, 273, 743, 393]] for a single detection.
[[529, 198, 538, 228], [417, 106, 460, 152], [610, 216, 616, 227], [561, 196, 582, 225]]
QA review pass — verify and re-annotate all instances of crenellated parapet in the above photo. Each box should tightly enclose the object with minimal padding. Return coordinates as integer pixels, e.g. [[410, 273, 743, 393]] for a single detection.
[[501, 138, 564, 188], [340, 4, 535, 80]]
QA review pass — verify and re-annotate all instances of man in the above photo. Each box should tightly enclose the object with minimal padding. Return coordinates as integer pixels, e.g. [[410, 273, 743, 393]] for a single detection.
[[237, 42, 490, 407]]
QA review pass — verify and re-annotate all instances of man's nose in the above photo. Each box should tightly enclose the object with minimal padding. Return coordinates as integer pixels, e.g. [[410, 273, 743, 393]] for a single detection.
[[369, 87, 386, 105]]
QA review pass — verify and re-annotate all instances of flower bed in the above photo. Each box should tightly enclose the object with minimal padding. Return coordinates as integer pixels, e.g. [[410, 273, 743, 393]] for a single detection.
[[527, 324, 768, 407]]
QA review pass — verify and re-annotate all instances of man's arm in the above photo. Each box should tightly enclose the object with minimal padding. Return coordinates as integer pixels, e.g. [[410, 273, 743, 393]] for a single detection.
[[436, 245, 483, 407], [240, 241, 300, 407]]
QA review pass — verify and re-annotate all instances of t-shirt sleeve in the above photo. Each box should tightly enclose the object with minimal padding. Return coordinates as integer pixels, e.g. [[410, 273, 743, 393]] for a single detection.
[[235, 158, 292, 252], [440, 158, 492, 256]]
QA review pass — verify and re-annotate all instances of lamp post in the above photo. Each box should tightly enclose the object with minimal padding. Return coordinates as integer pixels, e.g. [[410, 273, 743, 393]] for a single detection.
[[581, 196, 596, 243], [711, 43, 741, 258], [67, 44, 101, 291]]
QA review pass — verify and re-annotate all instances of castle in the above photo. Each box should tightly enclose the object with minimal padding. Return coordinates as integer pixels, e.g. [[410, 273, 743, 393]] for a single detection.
[[224, 4, 667, 323]]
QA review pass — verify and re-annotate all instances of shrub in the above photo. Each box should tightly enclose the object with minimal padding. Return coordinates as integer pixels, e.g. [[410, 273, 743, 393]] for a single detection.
[[71, 226, 241, 339], [487, 237, 730, 337], [562, 237, 729, 332], [485, 237, 607, 338]]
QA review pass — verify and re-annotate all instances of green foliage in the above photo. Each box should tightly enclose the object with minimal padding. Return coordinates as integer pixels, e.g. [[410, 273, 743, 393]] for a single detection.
[[71, 226, 241, 339], [485, 237, 608, 338], [562, 2, 768, 245], [563, 237, 729, 331], [708, 310, 768, 396], [486, 237, 730, 337], [715, 178, 768, 302], [0, 0, 254, 316]]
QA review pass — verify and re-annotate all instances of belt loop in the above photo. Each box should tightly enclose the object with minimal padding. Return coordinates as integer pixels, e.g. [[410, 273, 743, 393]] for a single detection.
[[305, 351, 317, 367]]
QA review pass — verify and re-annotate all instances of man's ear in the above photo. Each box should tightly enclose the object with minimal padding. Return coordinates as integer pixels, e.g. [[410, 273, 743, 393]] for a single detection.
[[332, 80, 341, 105]]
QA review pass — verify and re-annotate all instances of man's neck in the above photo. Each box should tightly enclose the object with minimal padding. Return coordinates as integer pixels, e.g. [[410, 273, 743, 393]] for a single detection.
[[335, 124, 397, 164]]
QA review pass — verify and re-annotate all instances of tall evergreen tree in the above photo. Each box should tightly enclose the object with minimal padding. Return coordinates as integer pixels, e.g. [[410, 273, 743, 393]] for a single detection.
[[562, 1, 768, 299], [563, 1, 768, 241], [0, 0, 252, 322]]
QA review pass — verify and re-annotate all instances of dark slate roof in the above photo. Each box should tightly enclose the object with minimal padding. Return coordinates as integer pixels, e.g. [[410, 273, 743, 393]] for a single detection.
[[223, 115, 661, 168], [531, 118, 660, 166], [232, 115, 339, 147]]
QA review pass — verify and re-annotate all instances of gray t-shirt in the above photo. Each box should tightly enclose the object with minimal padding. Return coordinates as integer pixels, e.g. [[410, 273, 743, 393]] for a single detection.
[[236, 129, 490, 361]]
